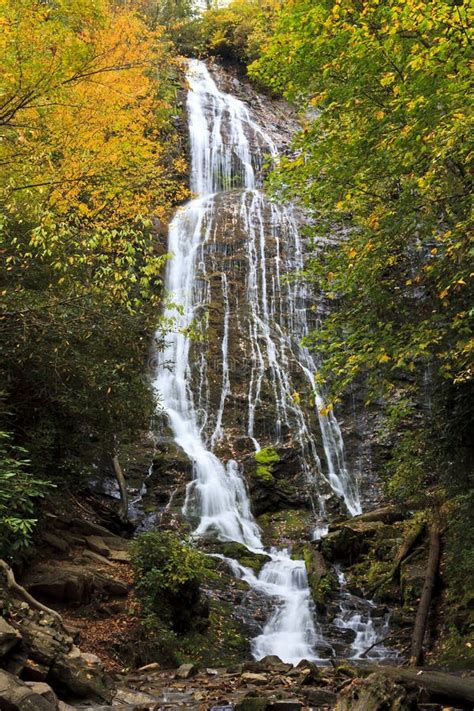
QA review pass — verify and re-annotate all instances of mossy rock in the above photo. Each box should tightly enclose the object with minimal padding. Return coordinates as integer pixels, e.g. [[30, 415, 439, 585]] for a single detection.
[[254, 446, 280, 483], [217, 541, 271, 573], [177, 597, 249, 667], [321, 523, 380, 565], [294, 544, 336, 610], [258, 509, 312, 547]]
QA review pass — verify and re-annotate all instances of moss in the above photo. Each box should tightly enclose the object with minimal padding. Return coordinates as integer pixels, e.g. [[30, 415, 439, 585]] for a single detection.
[[296, 543, 336, 609], [218, 541, 270, 573], [177, 598, 248, 666], [254, 446, 280, 482], [258, 508, 311, 545]]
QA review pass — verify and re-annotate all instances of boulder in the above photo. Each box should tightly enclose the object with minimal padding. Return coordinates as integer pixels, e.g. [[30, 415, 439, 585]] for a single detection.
[[41, 533, 70, 554], [0, 616, 22, 656], [17, 617, 71, 665], [321, 523, 382, 565], [50, 646, 112, 701], [0, 669, 57, 710], [176, 663, 198, 679], [256, 655, 292, 673], [24, 564, 128, 604], [216, 542, 271, 574], [267, 703, 302, 711], [85, 536, 111, 557], [303, 688, 337, 706], [24, 682, 58, 707], [69, 518, 115, 538]]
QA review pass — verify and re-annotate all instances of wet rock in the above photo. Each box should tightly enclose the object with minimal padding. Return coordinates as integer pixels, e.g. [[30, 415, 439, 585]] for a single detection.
[[0, 616, 22, 656], [216, 542, 271, 574], [336, 672, 418, 710], [298, 545, 335, 611], [267, 702, 302, 711], [176, 662, 198, 679], [297, 661, 323, 685], [0, 669, 56, 710]]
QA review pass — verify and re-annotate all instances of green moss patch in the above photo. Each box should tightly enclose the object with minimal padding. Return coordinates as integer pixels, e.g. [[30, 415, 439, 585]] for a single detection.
[[254, 446, 280, 482]]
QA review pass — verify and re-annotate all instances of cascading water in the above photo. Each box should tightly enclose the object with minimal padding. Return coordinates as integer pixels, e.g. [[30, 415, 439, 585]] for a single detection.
[[153, 59, 363, 663], [332, 569, 398, 661]]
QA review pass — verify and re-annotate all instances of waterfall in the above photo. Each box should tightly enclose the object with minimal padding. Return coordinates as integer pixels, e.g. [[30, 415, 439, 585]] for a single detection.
[[153, 59, 362, 664]]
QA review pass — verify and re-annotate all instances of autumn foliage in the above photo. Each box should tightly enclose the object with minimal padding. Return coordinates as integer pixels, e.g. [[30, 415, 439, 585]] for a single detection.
[[1, 0, 187, 493]]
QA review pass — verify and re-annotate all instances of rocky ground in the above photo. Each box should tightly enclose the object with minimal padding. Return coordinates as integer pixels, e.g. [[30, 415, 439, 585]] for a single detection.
[[0, 485, 473, 710]]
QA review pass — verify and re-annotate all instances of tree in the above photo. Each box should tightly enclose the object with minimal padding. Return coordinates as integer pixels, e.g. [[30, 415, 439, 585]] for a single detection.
[[1, 0, 188, 492], [249, 0, 473, 500]]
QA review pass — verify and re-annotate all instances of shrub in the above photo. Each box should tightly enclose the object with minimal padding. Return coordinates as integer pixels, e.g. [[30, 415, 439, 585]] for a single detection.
[[131, 530, 209, 635], [0, 430, 54, 559]]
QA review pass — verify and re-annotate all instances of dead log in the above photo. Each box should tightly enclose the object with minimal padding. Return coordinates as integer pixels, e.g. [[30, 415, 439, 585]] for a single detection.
[[0, 559, 62, 622], [391, 520, 425, 580], [112, 455, 128, 524], [359, 664, 474, 709], [410, 522, 441, 665]]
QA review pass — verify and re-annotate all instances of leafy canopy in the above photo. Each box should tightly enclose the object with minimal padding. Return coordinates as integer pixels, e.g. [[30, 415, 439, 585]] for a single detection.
[[246, 0, 472, 498]]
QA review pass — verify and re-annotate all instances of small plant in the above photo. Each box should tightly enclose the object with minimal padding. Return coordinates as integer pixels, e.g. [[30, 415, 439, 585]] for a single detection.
[[0, 431, 54, 560], [131, 530, 209, 636], [254, 446, 280, 482]]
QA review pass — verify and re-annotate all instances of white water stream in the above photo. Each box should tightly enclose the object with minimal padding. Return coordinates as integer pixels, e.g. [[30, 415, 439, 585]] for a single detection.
[[153, 60, 364, 663]]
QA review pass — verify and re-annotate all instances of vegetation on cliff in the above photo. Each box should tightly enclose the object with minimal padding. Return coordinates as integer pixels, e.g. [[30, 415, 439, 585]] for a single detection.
[[1, 0, 188, 554]]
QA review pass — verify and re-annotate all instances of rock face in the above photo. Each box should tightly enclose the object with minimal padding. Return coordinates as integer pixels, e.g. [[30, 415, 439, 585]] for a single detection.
[[0, 669, 58, 710], [24, 563, 128, 604], [0, 617, 22, 657]]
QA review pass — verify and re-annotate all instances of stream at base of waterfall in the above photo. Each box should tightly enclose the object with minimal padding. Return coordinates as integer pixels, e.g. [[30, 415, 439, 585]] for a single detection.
[[153, 59, 390, 665]]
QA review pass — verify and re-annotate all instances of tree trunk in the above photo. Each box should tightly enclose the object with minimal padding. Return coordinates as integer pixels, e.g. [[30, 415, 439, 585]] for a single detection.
[[409, 522, 441, 666], [112, 455, 128, 524], [390, 521, 425, 580], [360, 665, 474, 710]]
